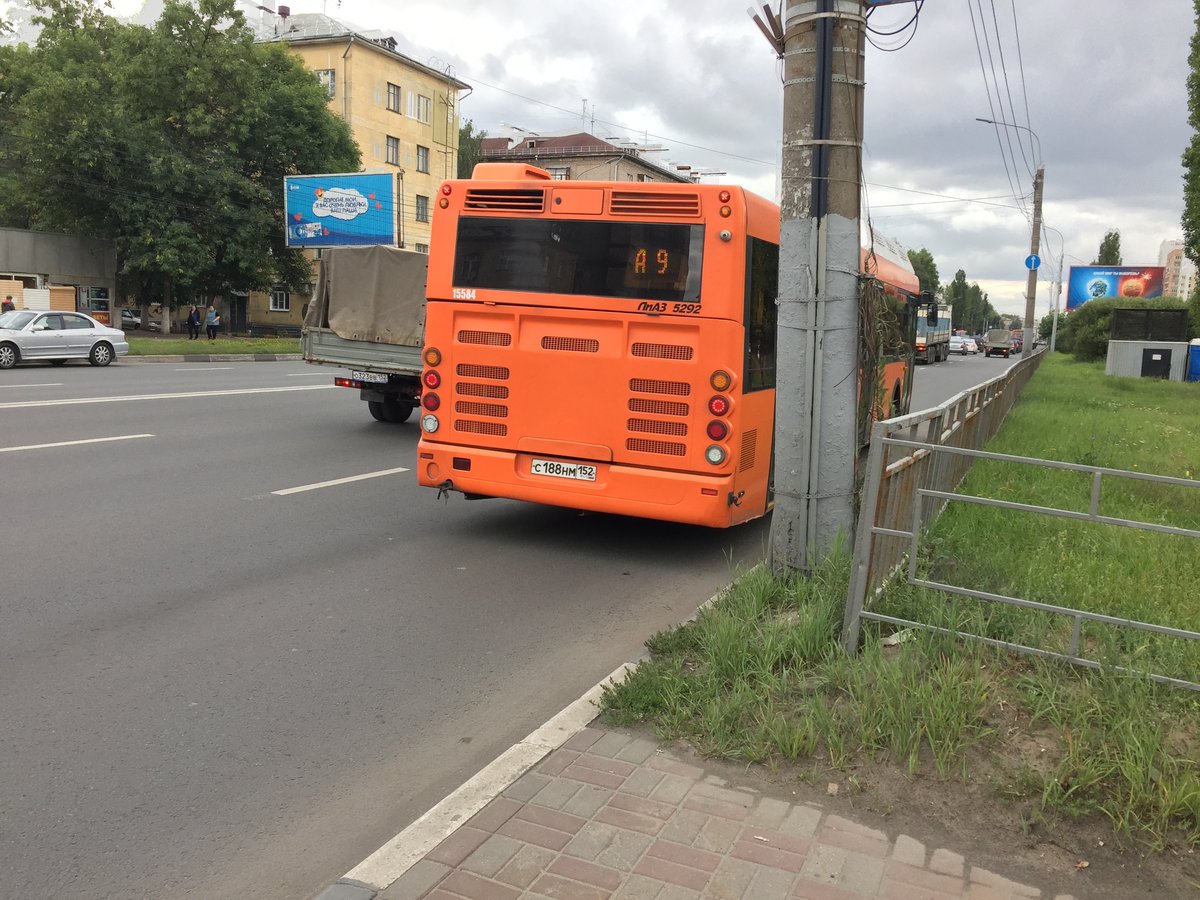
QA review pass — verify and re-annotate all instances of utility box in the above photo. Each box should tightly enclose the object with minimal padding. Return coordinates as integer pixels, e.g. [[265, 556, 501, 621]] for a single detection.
[[1188, 339, 1200, 383], [1105, 340, 1189, 381]]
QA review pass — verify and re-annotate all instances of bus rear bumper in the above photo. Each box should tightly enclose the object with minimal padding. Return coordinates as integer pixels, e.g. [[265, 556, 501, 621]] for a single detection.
[[416, 442, 744, 528]]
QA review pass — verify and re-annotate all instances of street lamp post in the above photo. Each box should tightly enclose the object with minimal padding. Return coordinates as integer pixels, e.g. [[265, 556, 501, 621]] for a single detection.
[[976, 117, 1044, 354], [1043, 225, 1065, 352]]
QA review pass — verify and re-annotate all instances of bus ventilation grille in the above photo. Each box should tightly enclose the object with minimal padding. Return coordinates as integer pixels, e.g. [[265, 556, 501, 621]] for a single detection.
[[456, 401, 508, 418], [628, 398, 689, 417], [457, 382, 509, 399], [626, 438, 687, 456], [456, 419, 508, 436], [457, 363, 510, 380], [631, 342, 694, 360], [629, 378, 691, 396], [458, 330, 512, 346], [464, 189, 545, 211], [542, 336, 599, 353], [740, 429, 757, 472], [610, 191, 701, 217], [628, 418, 687, 437]]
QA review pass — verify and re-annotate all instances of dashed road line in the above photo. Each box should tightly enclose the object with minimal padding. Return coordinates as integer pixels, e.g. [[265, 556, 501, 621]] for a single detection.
[[272, 467, 411, 496]]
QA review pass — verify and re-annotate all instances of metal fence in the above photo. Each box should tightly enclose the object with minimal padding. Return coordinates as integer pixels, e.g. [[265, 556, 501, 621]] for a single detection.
[[842, 349, 1200, 691]]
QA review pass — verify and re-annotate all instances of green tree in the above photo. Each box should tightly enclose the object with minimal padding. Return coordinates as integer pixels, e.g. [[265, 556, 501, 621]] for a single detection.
[[1093, 229, 1122, 265], [1183, 0, 1200, 265], [906, 247, 940, 297], [2, 0, 359, 326], [457, 119, 487, 178]]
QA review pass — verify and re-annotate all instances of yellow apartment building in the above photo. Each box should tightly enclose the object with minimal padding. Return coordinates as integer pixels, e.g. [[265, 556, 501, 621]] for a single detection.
[[245, 11, 469, 333]]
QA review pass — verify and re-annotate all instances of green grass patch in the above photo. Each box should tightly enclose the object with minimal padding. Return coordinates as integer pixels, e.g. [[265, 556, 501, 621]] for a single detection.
[[127, 336, 300, 356], [601, 354, 1200, 853]]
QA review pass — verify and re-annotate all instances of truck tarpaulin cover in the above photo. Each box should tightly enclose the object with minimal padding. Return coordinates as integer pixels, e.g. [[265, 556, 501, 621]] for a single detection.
[[306, 246, 427, 346]]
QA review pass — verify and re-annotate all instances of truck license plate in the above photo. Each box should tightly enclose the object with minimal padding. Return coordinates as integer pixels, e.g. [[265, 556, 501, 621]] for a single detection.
[[531, 458, 597, 482], [349, 370, 388, 384]]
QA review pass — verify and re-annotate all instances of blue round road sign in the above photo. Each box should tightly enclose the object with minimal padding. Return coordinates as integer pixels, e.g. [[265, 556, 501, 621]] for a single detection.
[[1025, 254, 1041, 270]]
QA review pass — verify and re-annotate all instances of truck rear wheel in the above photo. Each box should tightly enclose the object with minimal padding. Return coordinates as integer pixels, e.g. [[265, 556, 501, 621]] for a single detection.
[[368, 399, 414, 423]]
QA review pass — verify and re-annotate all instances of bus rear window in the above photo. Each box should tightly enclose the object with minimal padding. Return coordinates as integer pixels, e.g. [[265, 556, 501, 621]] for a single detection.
[[453, 217, 703, 303]]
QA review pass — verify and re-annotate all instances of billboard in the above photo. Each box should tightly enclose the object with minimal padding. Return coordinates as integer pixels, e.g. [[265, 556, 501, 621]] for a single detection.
[[1065, 266, 1164, 311], [284, 173, 397, 248]]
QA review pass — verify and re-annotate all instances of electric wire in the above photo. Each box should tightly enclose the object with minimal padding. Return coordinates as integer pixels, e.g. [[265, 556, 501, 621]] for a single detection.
[[987, 0, 1035, 177]]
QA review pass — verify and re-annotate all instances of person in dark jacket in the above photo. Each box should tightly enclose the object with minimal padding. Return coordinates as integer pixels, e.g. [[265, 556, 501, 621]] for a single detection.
[[1, 295, 14, 314], [186, 305, 202, 340]]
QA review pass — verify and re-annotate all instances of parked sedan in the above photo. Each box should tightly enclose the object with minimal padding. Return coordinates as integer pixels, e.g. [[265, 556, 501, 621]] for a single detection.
[[0, 309, 130, 368], [121, 308, 141, 330]]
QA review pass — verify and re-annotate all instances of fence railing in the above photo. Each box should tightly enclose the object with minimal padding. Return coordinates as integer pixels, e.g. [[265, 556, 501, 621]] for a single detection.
[[842, 348, 1200, 690]]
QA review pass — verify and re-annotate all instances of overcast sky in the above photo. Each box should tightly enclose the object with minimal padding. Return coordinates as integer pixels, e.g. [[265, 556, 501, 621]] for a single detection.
[[17, 0, 1199, 317]]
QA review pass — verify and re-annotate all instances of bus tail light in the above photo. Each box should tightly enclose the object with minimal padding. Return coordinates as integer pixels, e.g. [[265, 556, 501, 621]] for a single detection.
[[710, 369, 732, 391], [705, 445, 727, 466], [718, 190, 731, 202], [424, 347, 442, 366], [423, 370, 441, 389], [421, 414, 439, 433], [706, 420, 729, 441], [708, 395, 731, 416], [423, 392, 441, 411]]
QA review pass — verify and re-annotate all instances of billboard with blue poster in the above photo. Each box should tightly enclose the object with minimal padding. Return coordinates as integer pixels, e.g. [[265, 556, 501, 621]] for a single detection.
[[284, 173, 397, 248], [1065, 266, 1164, 311]]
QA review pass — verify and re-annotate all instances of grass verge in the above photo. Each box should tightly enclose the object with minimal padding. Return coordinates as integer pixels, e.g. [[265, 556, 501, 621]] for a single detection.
[[127, 336, 300, 356], [600, 355, 1200, 855]]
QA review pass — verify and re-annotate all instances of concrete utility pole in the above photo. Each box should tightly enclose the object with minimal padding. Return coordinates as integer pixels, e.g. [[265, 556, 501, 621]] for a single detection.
[[1023, 167, 1045, 352], [769, 0, 867, 574]]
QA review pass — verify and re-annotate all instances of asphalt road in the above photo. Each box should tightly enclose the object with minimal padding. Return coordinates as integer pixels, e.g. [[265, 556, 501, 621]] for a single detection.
[[0, 354, 994, 899]]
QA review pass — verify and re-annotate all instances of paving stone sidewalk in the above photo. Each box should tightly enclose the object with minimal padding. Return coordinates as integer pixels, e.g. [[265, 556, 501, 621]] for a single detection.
[[367, 725, 1076, 900]]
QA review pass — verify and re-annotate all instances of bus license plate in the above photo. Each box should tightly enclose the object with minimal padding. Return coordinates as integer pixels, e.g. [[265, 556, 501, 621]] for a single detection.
[[531, 458, 597, 482], [350, 370, 388, 383]]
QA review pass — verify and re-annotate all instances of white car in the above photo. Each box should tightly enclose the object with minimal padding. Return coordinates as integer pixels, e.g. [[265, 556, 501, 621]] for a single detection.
[[0, 309, 130, 368], [963, 337, 979, 354]]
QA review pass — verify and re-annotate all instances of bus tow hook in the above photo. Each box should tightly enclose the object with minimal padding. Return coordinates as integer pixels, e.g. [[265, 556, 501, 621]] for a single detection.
[[436, 480, 455, 500], [728, 490, 744, 508]]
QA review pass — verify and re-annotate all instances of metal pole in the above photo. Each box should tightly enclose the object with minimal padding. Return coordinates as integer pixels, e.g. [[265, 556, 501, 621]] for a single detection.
[[769, 0, 867, 573]]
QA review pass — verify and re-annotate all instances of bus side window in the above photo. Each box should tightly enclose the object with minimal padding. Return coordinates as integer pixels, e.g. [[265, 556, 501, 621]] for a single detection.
[[745, 237, 779, 391]]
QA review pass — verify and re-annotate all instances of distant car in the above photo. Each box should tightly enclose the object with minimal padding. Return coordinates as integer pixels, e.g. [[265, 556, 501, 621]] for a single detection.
[[963, 337, 979, 354], [121, 309, 141, 330], [0, 309, 129, 368], [950, 335, 966, 354]]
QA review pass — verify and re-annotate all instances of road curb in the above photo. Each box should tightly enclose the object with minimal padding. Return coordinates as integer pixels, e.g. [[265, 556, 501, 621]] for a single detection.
[[121, 354, 304, 363]]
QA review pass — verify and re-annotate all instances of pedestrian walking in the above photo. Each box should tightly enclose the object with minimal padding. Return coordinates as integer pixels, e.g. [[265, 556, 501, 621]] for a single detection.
[[1, 295, 14, 313], [186, 305, 202, 340], [205, 305, 218, 341]]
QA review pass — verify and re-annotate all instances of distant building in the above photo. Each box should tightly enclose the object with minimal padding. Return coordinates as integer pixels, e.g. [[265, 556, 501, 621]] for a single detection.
[[478, 131, 695, 184], [1158, 239, 1197, 301], [245, 7, 469, 331]]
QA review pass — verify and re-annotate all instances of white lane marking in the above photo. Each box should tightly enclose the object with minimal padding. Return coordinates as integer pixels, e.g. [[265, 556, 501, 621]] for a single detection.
[[286, 372, 330, 377], [0, 433, 155, 454], [3, 383, 65, 388], [271, 467, 410, 496], [0, 384, 335, 410], [174, 366, 235, 371], [343, 662, 636, 890]]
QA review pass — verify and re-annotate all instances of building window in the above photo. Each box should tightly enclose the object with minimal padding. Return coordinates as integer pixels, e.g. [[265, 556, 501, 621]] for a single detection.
[[415, 243, 430, 254], [315, 69, 335, 99], [270, 289, 291, 312], [415, 194, 430, 222], [408, 92, 431, 124], [386, 136, 400, 166], [416, 145, 430, 173], [386, 82, 401, 112], [547, 166, 570, 181]]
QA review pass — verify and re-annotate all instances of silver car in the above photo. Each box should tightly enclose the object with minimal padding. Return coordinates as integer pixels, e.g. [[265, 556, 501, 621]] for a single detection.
[[0, 310, 130, 368]]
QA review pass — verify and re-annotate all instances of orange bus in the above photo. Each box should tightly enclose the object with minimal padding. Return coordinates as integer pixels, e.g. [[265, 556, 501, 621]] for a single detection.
[[416, 163, 920, 527]]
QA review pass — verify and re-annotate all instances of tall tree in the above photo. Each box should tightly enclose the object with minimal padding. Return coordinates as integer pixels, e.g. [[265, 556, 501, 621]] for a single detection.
[[1183, 0, 1200, 264], [906, 247, 940, 297], [2, 0, 359, 325], [1093, 229, 1122, 265], [457, 119, 487, 178]]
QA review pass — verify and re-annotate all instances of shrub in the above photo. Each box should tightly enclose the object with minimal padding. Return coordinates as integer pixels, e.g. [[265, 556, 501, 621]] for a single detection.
[[1059, 298, 1188, 362]]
